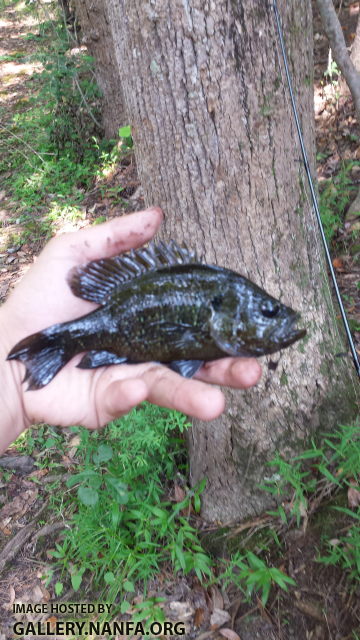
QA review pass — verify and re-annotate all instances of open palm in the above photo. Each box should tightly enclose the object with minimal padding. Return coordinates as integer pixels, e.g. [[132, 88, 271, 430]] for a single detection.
[[0, 208, 262, 436]]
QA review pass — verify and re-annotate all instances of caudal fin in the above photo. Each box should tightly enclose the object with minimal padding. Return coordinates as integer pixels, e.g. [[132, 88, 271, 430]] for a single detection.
[[7, 328, 73, 390]]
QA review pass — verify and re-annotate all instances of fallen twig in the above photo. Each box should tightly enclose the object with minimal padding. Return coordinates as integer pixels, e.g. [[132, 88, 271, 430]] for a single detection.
[[32, 521, 70, 542], [0, 500, 48, 574]]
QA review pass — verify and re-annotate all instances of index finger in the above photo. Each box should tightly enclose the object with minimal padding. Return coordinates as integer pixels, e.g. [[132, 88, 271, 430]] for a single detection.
[[49, 207, 163, 264]]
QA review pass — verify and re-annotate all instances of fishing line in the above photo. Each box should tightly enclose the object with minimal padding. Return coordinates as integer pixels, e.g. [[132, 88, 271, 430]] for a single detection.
[[270, 0, 360, 382]]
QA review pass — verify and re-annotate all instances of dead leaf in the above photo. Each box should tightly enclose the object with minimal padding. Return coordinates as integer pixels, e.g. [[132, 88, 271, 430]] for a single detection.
[[2, 585, 15, 610], [62, 454, 74, 467], [47, 618, 57, 631], [40, 584, 51, 602], [195, 607, 205, 627], [329, 538, 340, 547], [174, 481, 185, 503], [190, 577, 212, 614], [30, 468, 48, 480], [68, 435, 81, 448], [31, 584, 44, 602], [348, 478, 360, 508], [210, 609, 231, 627], [294, 600, 324, 621], [1, 525, 12, 535], [169, 601, 195, 619], [208, 584, 224, 610], [219, 629, 242, 640], [332, 257, 343, 269]]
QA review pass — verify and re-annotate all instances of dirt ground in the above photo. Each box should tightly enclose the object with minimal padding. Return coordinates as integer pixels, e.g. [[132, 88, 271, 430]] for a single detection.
[[1, 1, 360, 639]]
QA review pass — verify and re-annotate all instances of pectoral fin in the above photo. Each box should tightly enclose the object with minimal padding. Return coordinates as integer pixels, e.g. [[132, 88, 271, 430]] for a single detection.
[[77, 351, 127, 369], [169, 360, 204, 378]]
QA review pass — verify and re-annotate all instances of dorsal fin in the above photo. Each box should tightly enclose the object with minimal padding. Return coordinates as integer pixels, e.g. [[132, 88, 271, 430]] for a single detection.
[[67, 239, 200, 304]]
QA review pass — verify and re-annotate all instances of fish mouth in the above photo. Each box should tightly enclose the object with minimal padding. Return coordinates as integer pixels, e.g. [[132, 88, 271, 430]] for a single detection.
[[279, 312, 307, 348], [265, 311, 306, 353]]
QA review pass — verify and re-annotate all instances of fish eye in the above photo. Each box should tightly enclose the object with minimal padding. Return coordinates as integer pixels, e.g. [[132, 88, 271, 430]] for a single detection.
[[211, 296, 222, 311], [261, 305, 280, 319]]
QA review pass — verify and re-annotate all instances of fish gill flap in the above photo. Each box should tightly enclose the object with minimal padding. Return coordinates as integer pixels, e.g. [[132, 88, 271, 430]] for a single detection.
[[209, 308, 243, 357], [67, 239, 200, 304]]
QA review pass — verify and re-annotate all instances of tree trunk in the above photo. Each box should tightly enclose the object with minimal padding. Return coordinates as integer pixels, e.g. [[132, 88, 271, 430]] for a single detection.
[[74, 0, 126, 140], [351, 6, 360, 73], [316, 0, 360, 217], [106, 0, 358, 522]]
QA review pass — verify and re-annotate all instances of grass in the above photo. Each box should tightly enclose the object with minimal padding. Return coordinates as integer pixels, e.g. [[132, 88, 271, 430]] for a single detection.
[[319, 161, 358, 243], [0, 1, 122, 246]]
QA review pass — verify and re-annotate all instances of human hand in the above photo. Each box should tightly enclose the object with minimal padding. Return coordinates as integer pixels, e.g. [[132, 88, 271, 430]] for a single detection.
[[0, 208, 261, 452]]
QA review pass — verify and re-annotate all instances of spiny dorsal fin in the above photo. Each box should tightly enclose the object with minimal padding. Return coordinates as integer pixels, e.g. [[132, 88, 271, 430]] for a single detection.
[[67, 239, 200, 304]]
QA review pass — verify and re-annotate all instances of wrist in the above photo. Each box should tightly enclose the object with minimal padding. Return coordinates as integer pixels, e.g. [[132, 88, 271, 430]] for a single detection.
[[0, 307, 29, 454]]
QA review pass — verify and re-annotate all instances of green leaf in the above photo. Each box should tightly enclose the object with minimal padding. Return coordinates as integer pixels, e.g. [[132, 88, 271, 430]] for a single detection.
[[111, 502, 120, 527], [45, 438, 56, 449], [194, 493, 201, 513], [124, 580, 135, 592], [93, 444, 113, 464], [105, 477, 129, 504], [71, 567, 85, 592], [247, 553, 266, 571], [88, 475, 102, 489], [197, 477, 207, 494], [118, 126, 131, 138], [175, 545, 186, 571], [78, 486, 99, 506], [278, 504, 287, 524], [104, 572, 115, 584], [66, 469, 99, 488], [121, 601, 131, 614], [55, 582, 63, 596], [261, 580, 271, 606]]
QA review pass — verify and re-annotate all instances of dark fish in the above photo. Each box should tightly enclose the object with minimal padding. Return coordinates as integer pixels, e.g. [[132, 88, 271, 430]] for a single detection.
[[7, 240, 306, 390]]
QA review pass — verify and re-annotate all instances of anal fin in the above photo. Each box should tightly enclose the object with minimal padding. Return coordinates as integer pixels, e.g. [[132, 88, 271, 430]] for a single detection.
[[169, 360, 204, 379], [77, 351, 127, 369]]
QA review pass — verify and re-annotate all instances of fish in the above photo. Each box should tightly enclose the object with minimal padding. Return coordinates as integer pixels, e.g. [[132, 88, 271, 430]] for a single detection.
[[7, 240, 307, 390]]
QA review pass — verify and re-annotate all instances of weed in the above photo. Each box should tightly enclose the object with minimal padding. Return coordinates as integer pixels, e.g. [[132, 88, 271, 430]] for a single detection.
[[260, 420, 360, 588], [318, 507, 360, 583], [118, 125, 133, 150], [319, 162, 356, 243], [215, 551, 296, 606], [0, 2, 122, 237], [45, 404, 212, 618]]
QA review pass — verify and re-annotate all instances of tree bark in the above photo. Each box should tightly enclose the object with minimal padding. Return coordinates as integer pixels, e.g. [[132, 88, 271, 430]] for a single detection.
[[351, 8, 360, 73], [106, 0, 358, 522], [74, 0, 126, 140]]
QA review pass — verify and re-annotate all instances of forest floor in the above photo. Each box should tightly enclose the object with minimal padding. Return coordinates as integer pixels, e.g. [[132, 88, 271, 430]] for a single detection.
[[0, 1, 360, 640]]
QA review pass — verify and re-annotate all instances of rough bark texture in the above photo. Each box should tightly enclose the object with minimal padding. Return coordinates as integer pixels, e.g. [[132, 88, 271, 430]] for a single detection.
[[351, 8, 360, 73], [74, 0, 126, 140], [107, 0, 358, 522]]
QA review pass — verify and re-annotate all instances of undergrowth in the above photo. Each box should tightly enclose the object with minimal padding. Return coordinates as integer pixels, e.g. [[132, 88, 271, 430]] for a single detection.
[[261, 418, 360, 590], [43, 405, 212, 619], [0, 0, 120, 245], [319, 161, 358, 243]]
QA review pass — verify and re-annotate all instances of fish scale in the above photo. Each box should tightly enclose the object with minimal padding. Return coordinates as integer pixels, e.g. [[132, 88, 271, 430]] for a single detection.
[[7, 240, 306, 390]]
